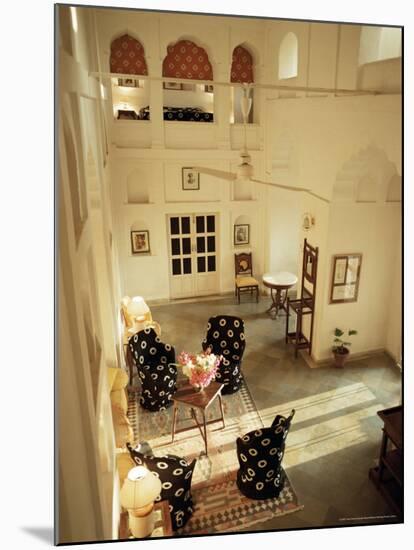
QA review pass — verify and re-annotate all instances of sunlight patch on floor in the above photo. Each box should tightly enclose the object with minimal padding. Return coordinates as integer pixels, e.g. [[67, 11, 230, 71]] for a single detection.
[[258, 382, 377, 425]]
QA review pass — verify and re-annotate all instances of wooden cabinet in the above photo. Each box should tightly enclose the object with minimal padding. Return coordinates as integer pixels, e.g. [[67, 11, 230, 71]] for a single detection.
[[369, 405, 403, 517]]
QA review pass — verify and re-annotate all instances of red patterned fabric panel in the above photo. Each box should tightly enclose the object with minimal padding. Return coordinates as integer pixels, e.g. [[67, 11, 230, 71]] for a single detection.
[[162, 40, 213, 80], [110, 34, 148, 75], [231, 46, 254, 83]]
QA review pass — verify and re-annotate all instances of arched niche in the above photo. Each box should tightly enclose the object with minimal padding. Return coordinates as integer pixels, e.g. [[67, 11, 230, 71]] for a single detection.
[[110, 34, 148, 75], [386, 173, 402, 202], [356, 174, 377, 203], [333, 145, 399, 203], [231, 44, 255, 124], [126, 169, 150, 204], [232, 180, 253, 201], [162, 39, 213, 80], [278, 33, 298, 80], [358, 26, 402, 66], [231, 45, 254, 83]]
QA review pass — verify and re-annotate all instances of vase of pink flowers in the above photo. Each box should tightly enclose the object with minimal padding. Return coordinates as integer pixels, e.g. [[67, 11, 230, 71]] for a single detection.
[[177, 350, 222, 391]]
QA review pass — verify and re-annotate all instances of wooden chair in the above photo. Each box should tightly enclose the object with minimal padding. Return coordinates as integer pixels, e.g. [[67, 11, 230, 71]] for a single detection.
[[234, 252, 259, 303], [285, 239, 318, 358]]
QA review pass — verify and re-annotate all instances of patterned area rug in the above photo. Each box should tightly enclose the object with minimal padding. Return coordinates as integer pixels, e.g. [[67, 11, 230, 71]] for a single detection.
[[127, 379, 303, 532], [128, 380, 260, 485], [178, 470, 303, 535]]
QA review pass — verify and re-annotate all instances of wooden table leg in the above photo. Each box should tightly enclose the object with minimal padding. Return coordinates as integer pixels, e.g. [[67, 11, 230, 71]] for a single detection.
[[171, 403, 178, 443], [274, 288, 282, 316], [202, 410, 208, 455], [218, 394, 225, 429]]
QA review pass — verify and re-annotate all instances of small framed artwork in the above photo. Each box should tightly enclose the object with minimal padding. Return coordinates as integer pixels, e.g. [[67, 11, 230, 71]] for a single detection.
[[131, 230, 150, 254], [330, 253, 362, 304], [163, 81, 183, 90], [204, 84, 214, 93], [234, 224, 250, 246], [182, 167, 200, 190], [118, 78, 139, 87]]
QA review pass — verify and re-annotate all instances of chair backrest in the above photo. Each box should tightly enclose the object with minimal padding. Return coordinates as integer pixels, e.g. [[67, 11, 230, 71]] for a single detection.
[[236, 408, 295, 496], [235, 252, 254, 277], [202, 315, 246, 362], [128, 327, 175, 368]]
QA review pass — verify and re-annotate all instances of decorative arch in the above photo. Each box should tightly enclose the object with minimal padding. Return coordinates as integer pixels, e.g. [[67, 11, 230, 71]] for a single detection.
[[333, 145, 400, 203], [110, 34, 148, 75], [386, 174, 402, 202], [231, 45, 254, 83], [278, 32, 298, 80], [162, 39, 213, 80]]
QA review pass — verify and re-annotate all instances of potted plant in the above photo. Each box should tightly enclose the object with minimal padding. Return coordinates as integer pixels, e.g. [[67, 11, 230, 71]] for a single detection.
[[332, 328, 358, 368]]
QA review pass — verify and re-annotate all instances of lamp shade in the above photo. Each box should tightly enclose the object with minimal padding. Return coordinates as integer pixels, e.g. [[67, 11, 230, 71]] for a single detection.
[[127, 296, 149, 317], [120, 466, 161, 510]]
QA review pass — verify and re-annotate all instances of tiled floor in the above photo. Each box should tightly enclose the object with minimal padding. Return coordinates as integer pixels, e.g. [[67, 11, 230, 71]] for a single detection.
[[150, 295, 402, 531]]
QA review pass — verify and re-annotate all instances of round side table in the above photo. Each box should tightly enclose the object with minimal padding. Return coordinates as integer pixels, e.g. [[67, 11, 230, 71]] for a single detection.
[[262, 272, 298, 319]]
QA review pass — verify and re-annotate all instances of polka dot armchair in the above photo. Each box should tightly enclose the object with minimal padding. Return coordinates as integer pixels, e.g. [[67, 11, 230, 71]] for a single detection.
[[236, 409, 295, 499], [126, 443, 196, 531], [202, 315, 246, 395], [128, 328, 177, 411]]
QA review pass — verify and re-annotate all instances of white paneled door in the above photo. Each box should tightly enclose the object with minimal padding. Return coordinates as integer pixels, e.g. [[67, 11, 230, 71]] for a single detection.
[[167, 213, 220, 299]]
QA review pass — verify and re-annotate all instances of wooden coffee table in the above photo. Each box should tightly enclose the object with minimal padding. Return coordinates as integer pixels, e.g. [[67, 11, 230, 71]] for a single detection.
[[171, 381, 225, 455]]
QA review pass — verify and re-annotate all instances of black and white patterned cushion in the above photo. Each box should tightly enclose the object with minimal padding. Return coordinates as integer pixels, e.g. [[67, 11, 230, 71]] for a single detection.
[[126, 443, 196, 531], [128, 328, 177, 411], [202, 315, 246, 394], [236, 409, 295, 499]]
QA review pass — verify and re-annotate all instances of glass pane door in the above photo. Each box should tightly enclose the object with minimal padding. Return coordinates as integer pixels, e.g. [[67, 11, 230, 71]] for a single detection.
[[167, 213, 219, 299], [169, 215, 192, 276]]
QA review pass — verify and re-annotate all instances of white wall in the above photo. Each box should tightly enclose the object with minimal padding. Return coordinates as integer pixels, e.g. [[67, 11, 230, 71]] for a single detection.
[[111, 150, 267, 300], [316, 203, 400, 359], [264, 94, 401, 361], [386, 221, 402, 362]]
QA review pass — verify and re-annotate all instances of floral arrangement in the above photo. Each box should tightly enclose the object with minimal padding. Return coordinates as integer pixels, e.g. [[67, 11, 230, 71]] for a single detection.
[[177, 349, 222, 390]]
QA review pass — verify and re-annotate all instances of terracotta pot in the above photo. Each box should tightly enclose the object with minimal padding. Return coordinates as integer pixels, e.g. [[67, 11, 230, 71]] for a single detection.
[[333, 348, 349, 368]]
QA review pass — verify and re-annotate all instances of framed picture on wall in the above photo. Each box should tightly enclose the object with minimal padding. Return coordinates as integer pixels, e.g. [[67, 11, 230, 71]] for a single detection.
[[182, 168, 200, 190], [234, 224, 250, 246], [131, 230, 150, 254], [330, 253, 362, 304]]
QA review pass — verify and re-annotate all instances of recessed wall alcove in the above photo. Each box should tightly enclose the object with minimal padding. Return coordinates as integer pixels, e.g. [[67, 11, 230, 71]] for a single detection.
[[278, 32, 298, 80], [386, 173, 402, 203], [333, 146, 400, 203], [126, 169, 150, 204]]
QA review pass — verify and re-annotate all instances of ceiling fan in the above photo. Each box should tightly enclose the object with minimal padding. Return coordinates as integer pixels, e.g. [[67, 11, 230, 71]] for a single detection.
[[191, 85, 330, 203]]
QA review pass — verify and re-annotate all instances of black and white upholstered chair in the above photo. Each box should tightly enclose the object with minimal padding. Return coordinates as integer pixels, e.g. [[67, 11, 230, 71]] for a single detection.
[[126, 443, 196, 531], [128, 328, 177, 412], [202, 315, 246, 395], [236, 409, 295, 500]]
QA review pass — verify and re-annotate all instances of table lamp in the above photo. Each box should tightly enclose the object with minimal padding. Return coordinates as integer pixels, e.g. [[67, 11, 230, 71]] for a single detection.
[[127, 296, 150, 323], [120, 466, 162, 538]]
